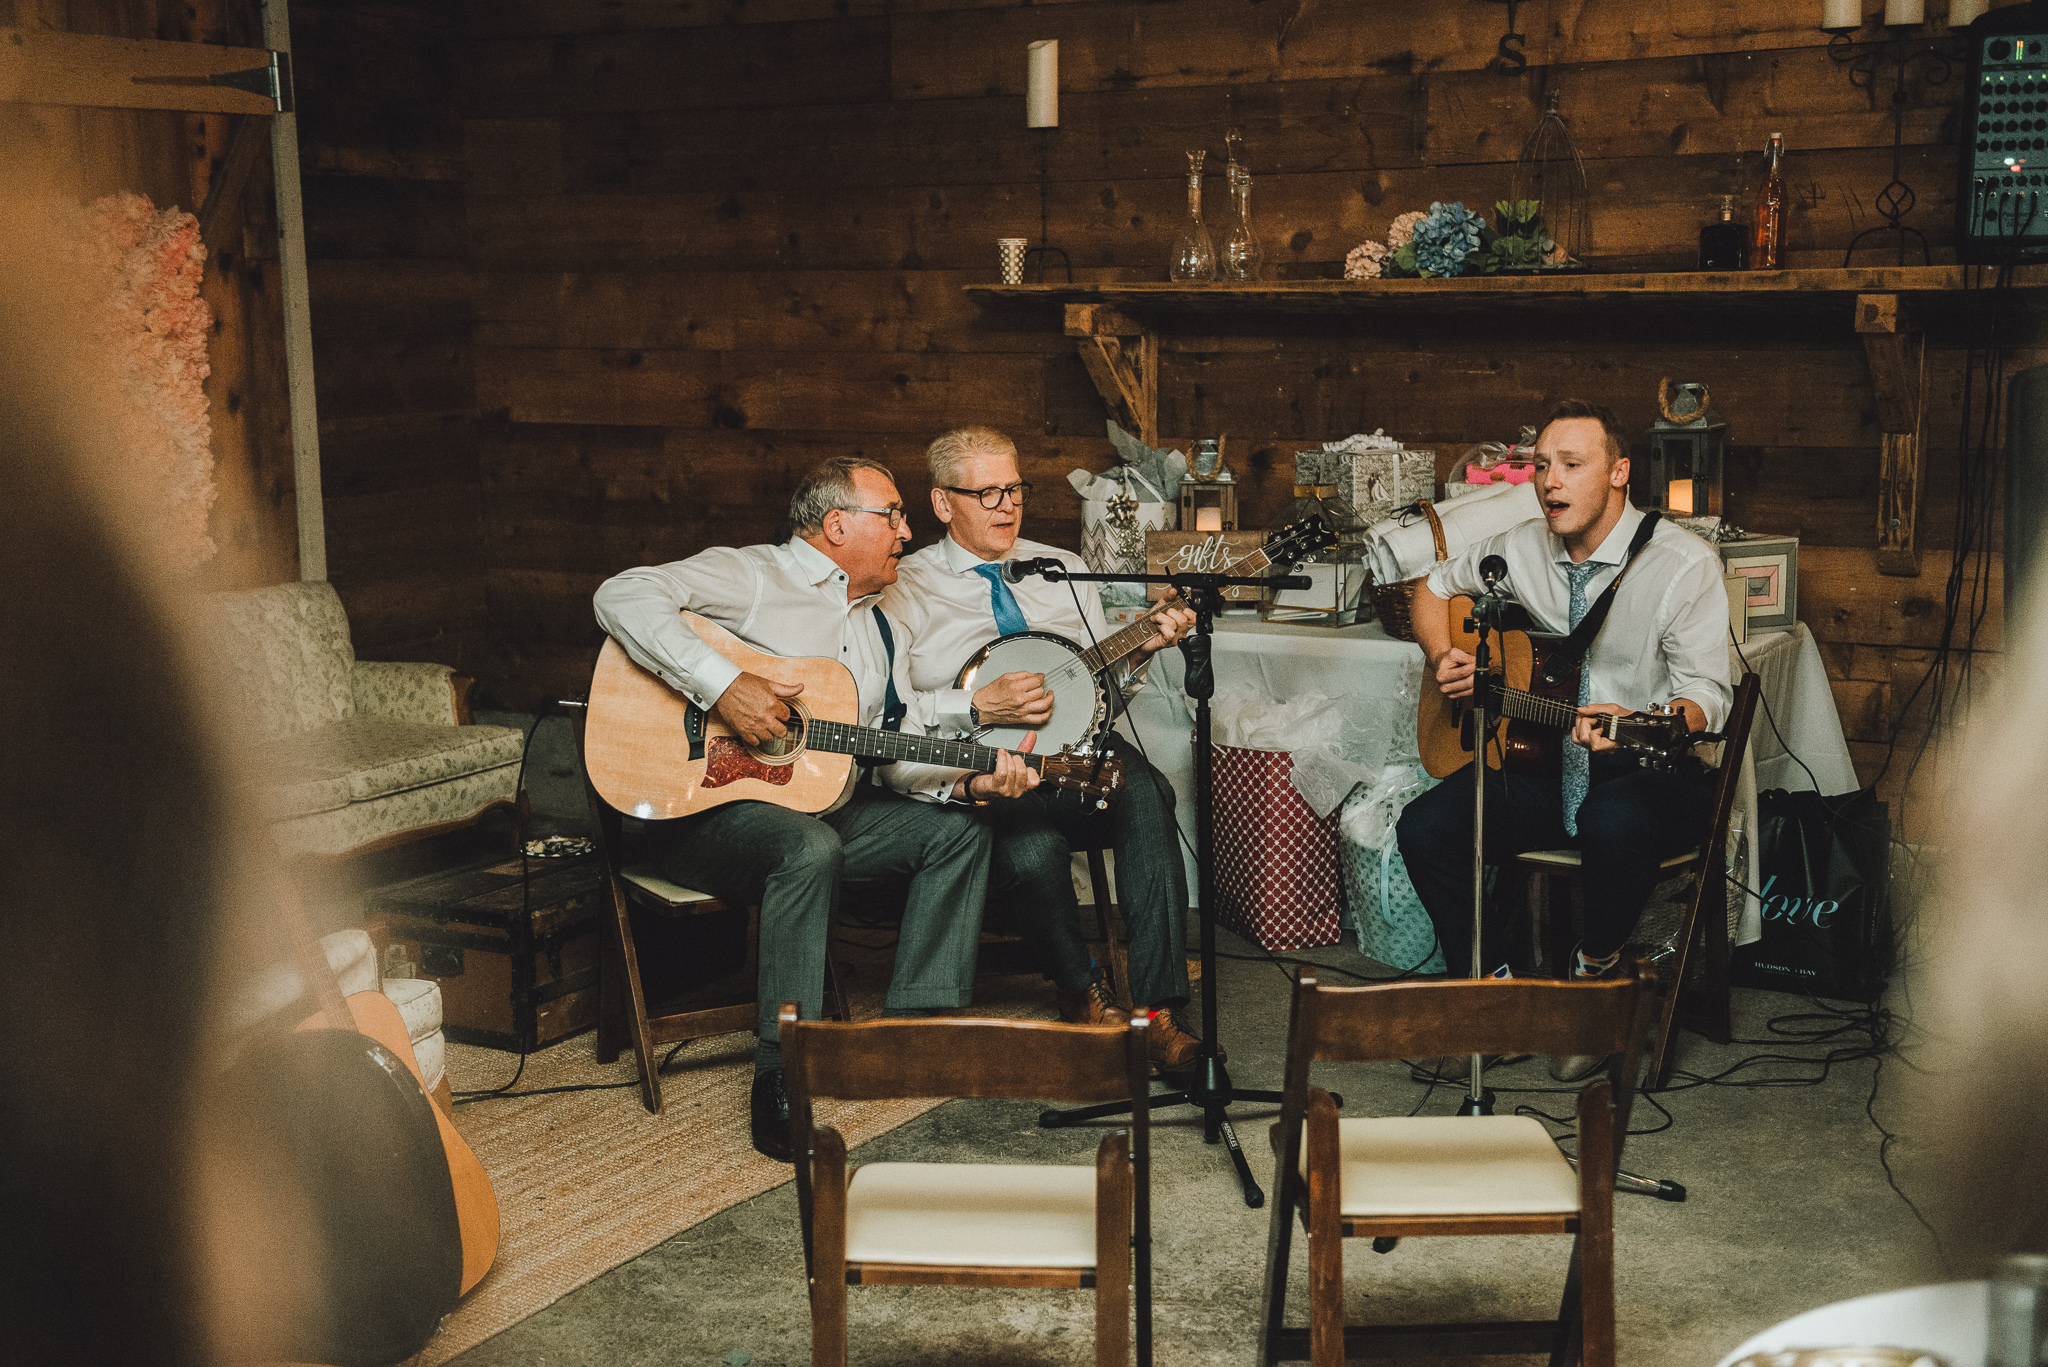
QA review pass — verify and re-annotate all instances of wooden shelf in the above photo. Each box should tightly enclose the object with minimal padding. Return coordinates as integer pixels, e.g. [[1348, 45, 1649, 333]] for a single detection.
[[965, 266, 2048, 316], [973, 265, 2048, 579]]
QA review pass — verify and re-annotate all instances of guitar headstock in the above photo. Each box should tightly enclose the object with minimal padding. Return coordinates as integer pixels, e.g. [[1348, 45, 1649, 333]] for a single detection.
[[1605, 712, 1702, 770], [1040, 752, 1127, 801], [1261, 516, 1335, 571]]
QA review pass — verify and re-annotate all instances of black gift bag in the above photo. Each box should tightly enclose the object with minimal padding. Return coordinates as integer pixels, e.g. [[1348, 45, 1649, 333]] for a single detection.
[[1730, 787, 1894, 1002]]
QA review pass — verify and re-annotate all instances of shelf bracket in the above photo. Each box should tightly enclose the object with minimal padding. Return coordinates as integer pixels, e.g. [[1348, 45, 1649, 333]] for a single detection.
[[1065, 304, 1158, 448], [1856, 293, 1927, 578]]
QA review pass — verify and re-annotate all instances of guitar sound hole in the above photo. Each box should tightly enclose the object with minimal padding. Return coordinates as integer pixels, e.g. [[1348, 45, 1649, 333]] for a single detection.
[[759, 734, 796, 759]]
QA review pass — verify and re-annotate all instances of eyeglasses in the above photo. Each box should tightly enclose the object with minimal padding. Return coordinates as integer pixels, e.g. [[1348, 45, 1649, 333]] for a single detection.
[[841, 505, 907, 529], [943, 482, 1033, 509]]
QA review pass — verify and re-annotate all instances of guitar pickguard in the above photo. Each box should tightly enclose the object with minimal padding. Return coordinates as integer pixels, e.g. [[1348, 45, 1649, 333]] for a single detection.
[[702, 734, 795, 789]]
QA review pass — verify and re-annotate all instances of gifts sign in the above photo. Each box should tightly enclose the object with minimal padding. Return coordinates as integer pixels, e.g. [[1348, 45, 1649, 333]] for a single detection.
[[1145, 530, 1269, 602]]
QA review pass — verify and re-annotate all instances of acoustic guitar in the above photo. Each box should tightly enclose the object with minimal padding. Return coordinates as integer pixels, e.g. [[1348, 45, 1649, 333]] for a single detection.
[[585, 611, 1126, 821], [953, 516, 1335, 754], [1417, 593, 1704, 780]]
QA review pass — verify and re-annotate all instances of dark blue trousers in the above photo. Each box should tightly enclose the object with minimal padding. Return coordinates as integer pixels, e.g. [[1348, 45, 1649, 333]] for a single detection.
[[1394, 753, 1713, 977]]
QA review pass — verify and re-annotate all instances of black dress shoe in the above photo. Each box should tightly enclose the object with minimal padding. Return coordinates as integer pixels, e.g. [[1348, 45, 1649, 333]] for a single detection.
[[750, 1068, 793, 1163]]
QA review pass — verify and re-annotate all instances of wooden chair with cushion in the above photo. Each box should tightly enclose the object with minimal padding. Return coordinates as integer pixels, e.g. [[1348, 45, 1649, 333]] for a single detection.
[[782, 1006, 1153, 1367], [1514, 672, 1761, 1090], [573, 706, 844, 1115], [1259, 965, 1648, 1367]]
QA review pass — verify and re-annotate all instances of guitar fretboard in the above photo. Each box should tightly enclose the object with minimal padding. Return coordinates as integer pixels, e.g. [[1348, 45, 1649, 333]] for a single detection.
[[802, 718, 1041, 773], [1494, 684, 1582, 733]]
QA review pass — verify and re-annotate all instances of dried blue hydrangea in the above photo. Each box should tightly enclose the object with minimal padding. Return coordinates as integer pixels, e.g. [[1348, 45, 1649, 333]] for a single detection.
[[1412, 201, 1485, 278]]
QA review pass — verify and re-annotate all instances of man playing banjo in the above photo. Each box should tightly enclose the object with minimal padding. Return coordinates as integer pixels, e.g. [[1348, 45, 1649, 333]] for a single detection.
[[882, 426, 1212, 1071]]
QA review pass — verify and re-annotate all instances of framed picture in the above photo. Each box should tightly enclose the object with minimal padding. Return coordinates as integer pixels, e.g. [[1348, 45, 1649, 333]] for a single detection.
[[1719, 534, 1798, 633], [1145, 530, 1269, 603]]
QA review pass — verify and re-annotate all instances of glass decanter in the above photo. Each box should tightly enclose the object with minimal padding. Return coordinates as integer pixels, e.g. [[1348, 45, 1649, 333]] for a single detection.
[[1221, 163, 1263, 281], [1169, 150, 1217, 282]]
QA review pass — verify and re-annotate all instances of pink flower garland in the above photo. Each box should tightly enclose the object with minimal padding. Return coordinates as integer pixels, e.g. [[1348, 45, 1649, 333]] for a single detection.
[[63, 193, 217, 568]]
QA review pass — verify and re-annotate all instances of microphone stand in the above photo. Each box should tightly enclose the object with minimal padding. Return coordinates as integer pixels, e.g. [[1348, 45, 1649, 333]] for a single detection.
[[1022, 561, 1313, 1211], [1460, 582, 1512, 1116]]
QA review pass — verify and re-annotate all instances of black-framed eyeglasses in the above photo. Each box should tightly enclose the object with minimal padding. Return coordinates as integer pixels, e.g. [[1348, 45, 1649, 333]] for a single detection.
[[841, 505, 907, 529], [943, 482, 1033, 509]]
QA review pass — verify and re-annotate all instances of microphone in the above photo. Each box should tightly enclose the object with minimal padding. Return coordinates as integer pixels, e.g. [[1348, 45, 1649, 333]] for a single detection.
[[1003, 557, 1061, 583], [1479, 554, 1510, 591]]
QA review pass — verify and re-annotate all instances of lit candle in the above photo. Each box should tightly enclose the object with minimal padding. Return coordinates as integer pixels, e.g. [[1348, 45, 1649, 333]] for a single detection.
[[1668, 479, 1695, 515], [1884, 0, 1924, 25], [1949, 0, 1988, 25], [1026, 40, 1058, 128], [1195, 506, 1223, 532], [1822, 0, 1862, 29]]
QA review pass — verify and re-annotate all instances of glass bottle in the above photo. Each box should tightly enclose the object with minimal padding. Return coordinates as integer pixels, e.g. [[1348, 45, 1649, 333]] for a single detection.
[[1750, 132, 1786, 269], [1699, 194, 1747, 269], [1169, 150, 1217, 282], [1221, 164, 1264, 281]]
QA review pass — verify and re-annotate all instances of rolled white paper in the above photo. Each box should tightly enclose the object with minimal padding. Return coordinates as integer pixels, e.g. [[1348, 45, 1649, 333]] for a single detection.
[[1027, 39, 1058, 128], [1822, 0, 1861, 28], [1949, 0, 1988, 25], [1884, 0, 1924, 25]]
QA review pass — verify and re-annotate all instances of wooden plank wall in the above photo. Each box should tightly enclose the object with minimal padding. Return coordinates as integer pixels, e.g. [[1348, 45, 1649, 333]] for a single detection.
[[299, 0, 2048, 835], [292, 0, 485, 673], [4, 0, 298, 591]]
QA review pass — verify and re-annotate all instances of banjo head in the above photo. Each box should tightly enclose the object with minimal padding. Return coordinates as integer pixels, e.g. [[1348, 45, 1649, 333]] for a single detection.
[[956, 631, 1106, 754]]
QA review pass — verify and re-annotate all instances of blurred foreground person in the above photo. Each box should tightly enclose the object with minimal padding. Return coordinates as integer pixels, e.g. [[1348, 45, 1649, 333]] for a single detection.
[[0, 181, 459, 1364]]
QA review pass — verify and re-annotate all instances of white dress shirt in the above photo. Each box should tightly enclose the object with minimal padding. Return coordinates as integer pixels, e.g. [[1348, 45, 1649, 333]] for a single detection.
[[1423, 503, 1735, 731], [883, 533, 1150, 737], [592, 538, 963, 801]]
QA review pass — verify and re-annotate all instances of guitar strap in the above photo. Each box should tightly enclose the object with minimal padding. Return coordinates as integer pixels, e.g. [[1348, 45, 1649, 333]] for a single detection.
[[856, 606, 908, 770], [1535, 509, 1663, 689]]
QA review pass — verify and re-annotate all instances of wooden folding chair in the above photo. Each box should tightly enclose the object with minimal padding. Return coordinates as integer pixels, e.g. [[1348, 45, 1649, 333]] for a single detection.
[[1260, 966, 1648, 1367], [1515, 672, 1761, 1090], [782, 1006, 1153, 1367], [573, 705, 844, 1115]]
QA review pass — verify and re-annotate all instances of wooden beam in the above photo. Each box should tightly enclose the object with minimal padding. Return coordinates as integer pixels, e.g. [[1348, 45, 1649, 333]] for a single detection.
[[1856, 293, 1928, 578], [0, 27, 280, 116], [1066, 303, 1158, 447], [263, 0, 325, 582]]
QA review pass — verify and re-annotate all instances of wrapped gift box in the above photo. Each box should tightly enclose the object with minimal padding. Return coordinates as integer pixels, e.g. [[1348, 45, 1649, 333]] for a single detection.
[[1718, 533, 1798, 632], [1211, 744, 1345, 952], [1297, 447, 1435, 529]]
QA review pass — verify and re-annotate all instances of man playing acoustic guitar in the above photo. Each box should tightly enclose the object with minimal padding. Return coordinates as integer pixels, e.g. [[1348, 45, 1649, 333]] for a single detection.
[[594, 456, 1039, 1161], [1395, 400, 1734, 1082], [881, 427, 1213, 1071]]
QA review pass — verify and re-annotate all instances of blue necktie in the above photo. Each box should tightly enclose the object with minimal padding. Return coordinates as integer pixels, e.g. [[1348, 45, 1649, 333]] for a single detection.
[[1561, 561, 1602, 837], [973, 562, 1029, 637]]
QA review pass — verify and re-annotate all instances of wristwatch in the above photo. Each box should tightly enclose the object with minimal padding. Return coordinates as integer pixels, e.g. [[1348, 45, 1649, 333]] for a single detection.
[[968, 702, 982, 729]]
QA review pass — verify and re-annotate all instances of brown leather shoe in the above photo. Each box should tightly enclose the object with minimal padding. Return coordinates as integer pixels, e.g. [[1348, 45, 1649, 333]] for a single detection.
[[1145, 1006, 1223, 1072], [1056, 969, 1128, 1027]]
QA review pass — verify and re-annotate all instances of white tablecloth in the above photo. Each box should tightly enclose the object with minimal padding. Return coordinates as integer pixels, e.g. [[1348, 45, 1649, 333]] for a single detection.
[[1113, 614, 1857, 947], [1714, 1280, 1987, 1366]]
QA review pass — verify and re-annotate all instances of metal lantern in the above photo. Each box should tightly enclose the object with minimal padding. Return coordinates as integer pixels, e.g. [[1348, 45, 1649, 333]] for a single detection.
[[1646, 414, 1727, 519], [1179, 437, 1238, 531]]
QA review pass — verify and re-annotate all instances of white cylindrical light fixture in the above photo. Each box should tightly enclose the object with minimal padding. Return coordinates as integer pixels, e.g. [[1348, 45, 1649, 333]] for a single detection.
[[1027, 39, 1058, 128], [1822, 0, 1862, 29], [1884, 0, 1925, 25], [1950, 0, 1989, 25]]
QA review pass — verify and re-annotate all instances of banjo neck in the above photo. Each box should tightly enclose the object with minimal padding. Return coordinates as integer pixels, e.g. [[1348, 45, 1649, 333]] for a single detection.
[[1072, 542, 1285, 676]]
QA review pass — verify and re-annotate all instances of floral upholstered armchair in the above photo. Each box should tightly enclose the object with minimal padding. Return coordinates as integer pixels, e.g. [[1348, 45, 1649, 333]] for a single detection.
[[210, 581, 525, 857]]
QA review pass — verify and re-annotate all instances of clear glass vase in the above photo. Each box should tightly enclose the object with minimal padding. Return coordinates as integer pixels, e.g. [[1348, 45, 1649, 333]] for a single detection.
[[1221, 164, 1263, 282], [1169, 150, 1217, 282]]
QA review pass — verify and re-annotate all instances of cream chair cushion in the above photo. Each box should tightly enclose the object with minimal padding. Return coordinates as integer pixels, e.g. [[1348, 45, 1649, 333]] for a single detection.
[[1303, 1115, 1580, 1217], [621, 865, 719, 908], [844, 1162, 1098, 1268]]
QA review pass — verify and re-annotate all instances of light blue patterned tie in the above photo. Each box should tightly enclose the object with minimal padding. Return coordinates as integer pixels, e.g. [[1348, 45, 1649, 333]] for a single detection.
[[973, 562, 1029, 637], [1561, 561, 1602, 837]]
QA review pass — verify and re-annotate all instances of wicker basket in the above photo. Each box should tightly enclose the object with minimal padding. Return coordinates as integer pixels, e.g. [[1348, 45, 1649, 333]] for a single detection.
[[1367, 502, 1448, 642]]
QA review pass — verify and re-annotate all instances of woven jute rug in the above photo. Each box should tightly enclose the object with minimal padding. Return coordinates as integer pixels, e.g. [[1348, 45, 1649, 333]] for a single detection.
[[424, 968, 1060, 1366]]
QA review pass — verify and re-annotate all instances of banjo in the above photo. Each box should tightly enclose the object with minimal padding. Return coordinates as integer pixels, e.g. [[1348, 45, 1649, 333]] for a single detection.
[[952, 518, 1333, 753]]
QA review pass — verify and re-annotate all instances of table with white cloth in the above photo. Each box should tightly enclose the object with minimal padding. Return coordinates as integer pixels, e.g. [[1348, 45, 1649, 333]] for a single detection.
[[1112, 614, 1857, 947]]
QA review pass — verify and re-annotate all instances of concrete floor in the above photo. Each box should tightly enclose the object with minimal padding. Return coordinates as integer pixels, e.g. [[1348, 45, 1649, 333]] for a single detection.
[[441, 929, 1935, 1366]]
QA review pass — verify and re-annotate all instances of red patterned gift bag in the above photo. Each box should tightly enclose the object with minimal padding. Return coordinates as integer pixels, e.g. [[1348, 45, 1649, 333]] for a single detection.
[[1211, 744, 1344, 952]]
